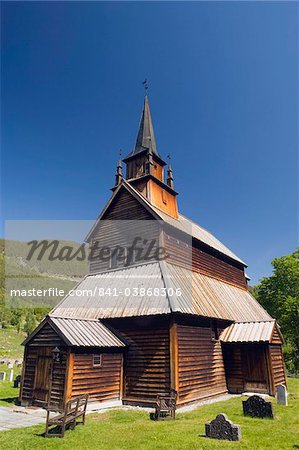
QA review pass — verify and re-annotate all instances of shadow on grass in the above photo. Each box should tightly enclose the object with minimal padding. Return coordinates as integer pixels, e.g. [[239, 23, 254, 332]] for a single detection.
[[35, 423, 83, 439], [0, 396, 18, 404]]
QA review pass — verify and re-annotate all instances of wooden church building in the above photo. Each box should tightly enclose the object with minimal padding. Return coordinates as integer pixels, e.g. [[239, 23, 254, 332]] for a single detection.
[[20, 96, 286, 409]]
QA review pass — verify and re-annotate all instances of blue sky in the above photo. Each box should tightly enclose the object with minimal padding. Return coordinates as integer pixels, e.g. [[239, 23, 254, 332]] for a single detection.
[[2, 2, 298, 284]]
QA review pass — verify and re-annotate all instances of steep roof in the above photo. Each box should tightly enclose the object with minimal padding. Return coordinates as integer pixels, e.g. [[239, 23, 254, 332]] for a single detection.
[[23, 316, 126, 348], [123, 96, 163, 162], [86, 180, 246, 266], [50, 261, 271, 323]]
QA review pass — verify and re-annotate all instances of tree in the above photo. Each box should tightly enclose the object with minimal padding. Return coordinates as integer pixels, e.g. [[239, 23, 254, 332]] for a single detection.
[[23, 310, 37, 336], [253, 249, 299, 373]]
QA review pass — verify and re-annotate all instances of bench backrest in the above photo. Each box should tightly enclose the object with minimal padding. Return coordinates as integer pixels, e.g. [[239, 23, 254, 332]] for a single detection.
[[156, 390, 177, 411], [77, 394, 89, 414], [65, 397, 80, 417]]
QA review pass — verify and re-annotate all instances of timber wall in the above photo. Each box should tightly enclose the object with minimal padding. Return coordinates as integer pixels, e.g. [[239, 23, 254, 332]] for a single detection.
[[70, 351, 123, 402], [20, 344, 67, 409], [269, 345, 286, 390], [89, 189, 160, 274], [108, 317, 171, 405], [221, 344, 244, 393], [176, 322, 228, 404], [164, 232, 247, 289]]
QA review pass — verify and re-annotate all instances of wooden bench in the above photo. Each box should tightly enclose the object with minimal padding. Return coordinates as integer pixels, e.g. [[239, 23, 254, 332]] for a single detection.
[[150, 389, 177, 421], [45, 394, 89, 438]]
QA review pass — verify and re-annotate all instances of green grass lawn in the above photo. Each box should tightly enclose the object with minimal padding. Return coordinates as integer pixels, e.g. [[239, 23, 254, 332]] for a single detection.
[[0, 327, 25, 359], [0, 378, 298, 450], [0, 366, 22, 407]]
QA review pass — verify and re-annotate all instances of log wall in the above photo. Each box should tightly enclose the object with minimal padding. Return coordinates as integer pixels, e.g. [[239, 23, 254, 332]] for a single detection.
[[271, 325, 283, 345], [70, 351, 123, 402], [176, 323, 227, 404], [164, 232, 247, 289], [269, 345, 286, 390], [20, 346, 39, 405], [109, 317, 171, 405], [221, 344, 244, 393], [27, 323, 63, 347], [20, 344, 67, 408], [89, 189, 160, 273]]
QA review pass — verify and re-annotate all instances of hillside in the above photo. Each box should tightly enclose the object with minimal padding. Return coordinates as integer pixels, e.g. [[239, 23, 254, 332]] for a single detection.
[[1, 239, 88, 308]]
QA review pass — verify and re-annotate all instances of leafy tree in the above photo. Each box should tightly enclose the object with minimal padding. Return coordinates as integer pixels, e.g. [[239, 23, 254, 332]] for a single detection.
[[253, 249, 299, 373], [23, 310, 37, 336]]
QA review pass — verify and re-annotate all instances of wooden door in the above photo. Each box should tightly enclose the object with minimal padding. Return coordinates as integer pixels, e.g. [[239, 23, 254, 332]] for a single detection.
[[33, 349, 52, 404], [241, 345, 269, 393]]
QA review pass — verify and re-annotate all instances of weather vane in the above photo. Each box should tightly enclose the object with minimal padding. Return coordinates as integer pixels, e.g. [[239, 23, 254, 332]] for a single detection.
[[119, 149, 122, 158], [142, 78, 149, 94], [167, 153, 171, 161]]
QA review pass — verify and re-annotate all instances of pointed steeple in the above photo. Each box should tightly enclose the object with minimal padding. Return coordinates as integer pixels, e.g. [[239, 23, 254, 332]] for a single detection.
[[123, 96, 165, 163], [121, 93, 178, 218], [135, 95, 157, 154]]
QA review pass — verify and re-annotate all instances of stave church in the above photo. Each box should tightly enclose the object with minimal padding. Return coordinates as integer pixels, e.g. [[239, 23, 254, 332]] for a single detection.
[[20, 95, 286, 409]]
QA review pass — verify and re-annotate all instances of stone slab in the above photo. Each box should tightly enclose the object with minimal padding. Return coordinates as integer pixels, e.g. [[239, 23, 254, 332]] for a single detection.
[[205, 413, 241, 441], [243, 395, 274, 419], [276, 384, 288, 406]]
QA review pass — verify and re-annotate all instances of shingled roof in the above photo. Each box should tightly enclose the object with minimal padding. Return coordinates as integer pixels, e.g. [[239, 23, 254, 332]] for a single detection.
[[50, 261, 271, 323], [23, 316, 126, 348]]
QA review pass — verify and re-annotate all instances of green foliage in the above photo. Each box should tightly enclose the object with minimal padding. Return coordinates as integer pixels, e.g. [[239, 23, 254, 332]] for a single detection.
[[253, 249, 299, 373], [23, 310, 37, 336]]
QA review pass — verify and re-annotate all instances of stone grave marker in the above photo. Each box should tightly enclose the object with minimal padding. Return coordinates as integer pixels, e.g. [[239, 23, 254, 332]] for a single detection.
[[242, 395, 274, 419], [276, 384, 288, 406], [9, 368, 14, 382], [205, 413, 241, 441], [0, 371, 6, 381], [14, 374, 21, 388]]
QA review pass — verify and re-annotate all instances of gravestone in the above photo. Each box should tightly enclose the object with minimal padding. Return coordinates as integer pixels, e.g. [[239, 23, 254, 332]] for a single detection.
[[276, 384, 288, 406], [7, 361, 13, 369], [242, 395, 274, 419], [14, 375, 21, 388], [9, 369, 14, 382], [0, 371, 6, 381], [205, 413, 241, 441]]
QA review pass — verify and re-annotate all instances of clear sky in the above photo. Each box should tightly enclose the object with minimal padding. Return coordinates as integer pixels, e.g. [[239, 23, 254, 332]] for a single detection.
[[1, 2, 298, 284]]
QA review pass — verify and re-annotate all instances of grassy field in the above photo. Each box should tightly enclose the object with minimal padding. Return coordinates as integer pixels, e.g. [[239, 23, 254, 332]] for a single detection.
[[0, 365, 22, 407], [0, 327, 25, 359], [0, 378, 298, 449]]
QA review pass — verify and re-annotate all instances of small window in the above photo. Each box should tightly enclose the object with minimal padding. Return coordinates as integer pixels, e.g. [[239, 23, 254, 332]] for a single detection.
[[93, 354, 102, 366]]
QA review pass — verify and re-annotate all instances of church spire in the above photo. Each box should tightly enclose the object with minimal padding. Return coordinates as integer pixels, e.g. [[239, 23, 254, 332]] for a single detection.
[[134, 95, 157, 155], [123, 96, 164, 163], [121, 92, 178, 218]]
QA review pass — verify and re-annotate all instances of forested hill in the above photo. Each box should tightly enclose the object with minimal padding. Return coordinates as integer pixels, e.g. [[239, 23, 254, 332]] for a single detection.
[[0, 239, 88, 308]]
